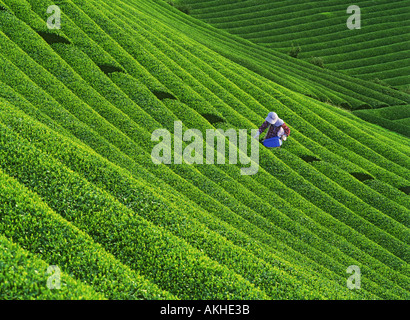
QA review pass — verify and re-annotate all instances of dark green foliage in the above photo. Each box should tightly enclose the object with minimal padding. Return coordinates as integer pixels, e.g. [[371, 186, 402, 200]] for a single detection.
[[167, 1, 192, 15], [310, 57, 325, 69], [357, 104, 372, 110], [350, 172, 374, 182], [37, 31, 71, 45], [98, 64, 125, 74], [372, 78, 392, 88], [179, 5, 191, 15], [289, 44, 301, 58], [340, 102, 352, 110], [0, 170, 176, 300], [152, 90, 177, 100], [398, 186, 410, 195], [202, 112, 225, 124], [301, 155, 321, 163]]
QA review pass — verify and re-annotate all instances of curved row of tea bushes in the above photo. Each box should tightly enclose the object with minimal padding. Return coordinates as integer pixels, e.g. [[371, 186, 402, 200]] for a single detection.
[[0, 170, 175, 300], [1, 102, 371, 300], [11, 0, 408, 290], [0, 122, 269, 300], [0, 234, 105, 300], [1, 0, 408, 299], [127, 0, 409, 107], [181, 0, 410, 86], [353, 109, 410, 138]]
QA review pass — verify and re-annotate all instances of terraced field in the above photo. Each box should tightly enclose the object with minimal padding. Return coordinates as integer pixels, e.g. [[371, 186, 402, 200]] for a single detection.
[[353, 105, 410, 137], [181, 0, 410, 91], [0, 0, 409, 300]]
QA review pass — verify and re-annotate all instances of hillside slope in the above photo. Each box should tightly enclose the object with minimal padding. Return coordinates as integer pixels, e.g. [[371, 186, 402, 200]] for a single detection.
[[181, 0, 410, 90], [0, 0, 409, 300], [353, 105, 410, 137]]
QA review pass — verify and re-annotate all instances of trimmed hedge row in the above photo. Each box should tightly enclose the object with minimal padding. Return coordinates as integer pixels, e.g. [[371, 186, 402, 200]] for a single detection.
[[2, 0, 406, 298], [184, 0, 358, 19], [143, 0, 409, 106], [252, 21, 406, 50], [183, 0, 408, 86], [23, 0, 410, 288], [370, 106, 410, 121], [214, 7, 404, 42], [365, 180, 410, 210], [321, 42, 409, 66], [0, 234, 105, 300], [311, 161, 410, 230], [0, 123, 268, 300], [0, 170, 175, 300], [117, 16, 410, 260], [395, 118, 410, 126], [343, 60, 410, 77], [353, 109, 410, 138], [120, 0, 401, 109], [0, 101, 372, 300], [2, 95, 396, 300]]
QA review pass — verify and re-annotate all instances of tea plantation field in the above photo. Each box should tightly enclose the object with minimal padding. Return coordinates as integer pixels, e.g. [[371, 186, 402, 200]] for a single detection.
[[353, 105, 410, 137], [182, 0, 410, 91], [0, 0, 409, 300]]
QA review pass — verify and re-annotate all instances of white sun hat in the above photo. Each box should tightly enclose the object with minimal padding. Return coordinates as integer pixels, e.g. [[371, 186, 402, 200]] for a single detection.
[[265, 112, 278, 124]]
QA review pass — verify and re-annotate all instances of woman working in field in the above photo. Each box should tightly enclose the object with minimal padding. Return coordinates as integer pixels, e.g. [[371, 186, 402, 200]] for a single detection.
[[253, 112, 290, 148]]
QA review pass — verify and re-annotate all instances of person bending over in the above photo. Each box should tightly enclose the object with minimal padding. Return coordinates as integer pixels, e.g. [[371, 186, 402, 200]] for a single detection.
[[254, 112, 290, 148]]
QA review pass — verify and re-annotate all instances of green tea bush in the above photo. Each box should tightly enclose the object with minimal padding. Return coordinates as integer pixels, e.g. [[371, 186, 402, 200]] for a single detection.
[[0, 121, 269, 300], [0, 171, 174, 300], [0, 234, 105, 300], [0, 0, 408, 301], [289, 44, 301, 59], [310, 57, 325, 69]]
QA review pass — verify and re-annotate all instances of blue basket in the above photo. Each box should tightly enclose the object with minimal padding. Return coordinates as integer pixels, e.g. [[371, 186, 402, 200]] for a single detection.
[[263, 137, 282, 148]]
